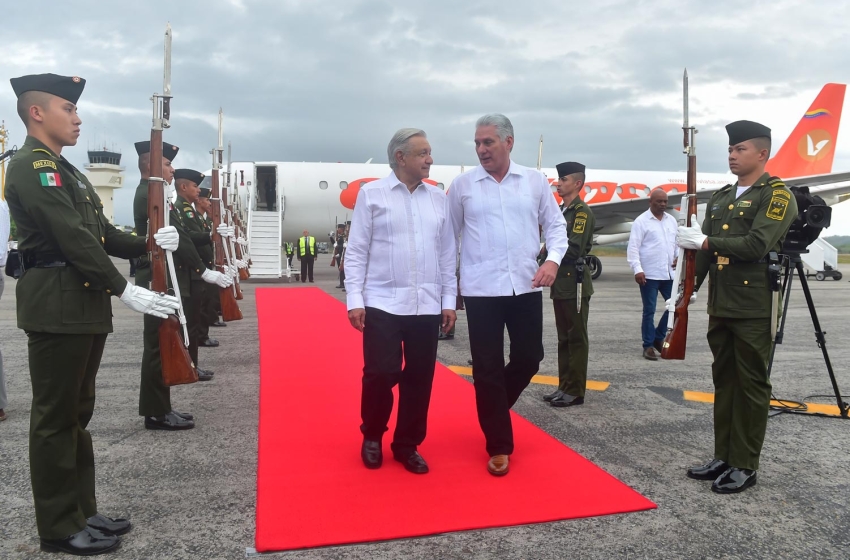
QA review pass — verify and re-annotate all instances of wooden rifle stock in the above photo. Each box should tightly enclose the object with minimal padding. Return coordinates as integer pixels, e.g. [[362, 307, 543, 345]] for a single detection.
[[222, 183, 246, 297], [148, 129, 198, 386], [661, 77, 698, 360], [212, 169, 243, 321]]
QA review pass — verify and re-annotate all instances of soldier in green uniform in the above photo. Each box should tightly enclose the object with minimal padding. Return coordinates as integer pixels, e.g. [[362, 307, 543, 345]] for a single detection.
[[545, 162, 595, 408], [133, 147, 231, 430], [6, 73, 181, 555], [679, 120, 797, 494], [194, 187, 221, 345]]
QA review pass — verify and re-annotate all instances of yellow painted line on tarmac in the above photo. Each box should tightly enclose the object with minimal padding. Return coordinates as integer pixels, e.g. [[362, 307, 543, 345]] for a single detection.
[[447, 365, 610, 392], [683, 390, 846, 417]]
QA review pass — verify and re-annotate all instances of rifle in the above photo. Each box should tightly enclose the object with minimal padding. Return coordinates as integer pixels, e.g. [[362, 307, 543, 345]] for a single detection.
[[661, 69, 699, 360], [211, 109, 243, 321], [222, 180, 248, 291], [224, 144, 250, 281], [150, 24, 197, 386]]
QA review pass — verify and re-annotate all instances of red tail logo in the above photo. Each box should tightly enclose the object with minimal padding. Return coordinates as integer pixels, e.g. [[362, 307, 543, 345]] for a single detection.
[[766, 83, 845, 178]]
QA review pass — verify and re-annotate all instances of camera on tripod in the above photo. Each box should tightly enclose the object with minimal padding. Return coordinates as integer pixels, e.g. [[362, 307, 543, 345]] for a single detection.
[[781, 186, 832, 253]]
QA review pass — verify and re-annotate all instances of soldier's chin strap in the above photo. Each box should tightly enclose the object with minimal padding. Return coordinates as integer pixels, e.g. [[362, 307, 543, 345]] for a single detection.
[[163, 187, 190, 346]]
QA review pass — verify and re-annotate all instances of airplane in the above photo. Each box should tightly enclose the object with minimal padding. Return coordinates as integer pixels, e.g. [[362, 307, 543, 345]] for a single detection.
[[221, 83, 849, 276]]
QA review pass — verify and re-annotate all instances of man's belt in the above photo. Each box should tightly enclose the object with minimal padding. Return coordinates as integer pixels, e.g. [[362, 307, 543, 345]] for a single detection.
[[22, 253, 69, 269], [712, 255, 768, 265]]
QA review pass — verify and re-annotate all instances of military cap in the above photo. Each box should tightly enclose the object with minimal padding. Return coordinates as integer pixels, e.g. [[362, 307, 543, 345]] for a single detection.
[[556, 161, 586, 178], [726, 120, 771, 146], [174, 168, 205, 186], [10, 73, 86, 104], [198, 186, 211, 198], [134, 140, 180, 161]]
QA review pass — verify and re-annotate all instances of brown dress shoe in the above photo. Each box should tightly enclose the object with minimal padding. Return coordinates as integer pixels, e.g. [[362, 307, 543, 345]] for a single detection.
[[643, 347, 659, 361], [487, 454, 510, 476]]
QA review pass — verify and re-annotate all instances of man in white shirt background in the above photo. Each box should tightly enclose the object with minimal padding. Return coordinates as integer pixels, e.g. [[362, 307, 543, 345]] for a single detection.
[[345, 128, 457, 475], [0, 194, 8, 421], [626, 189, 678, 360], [448, 114, 567, 477]]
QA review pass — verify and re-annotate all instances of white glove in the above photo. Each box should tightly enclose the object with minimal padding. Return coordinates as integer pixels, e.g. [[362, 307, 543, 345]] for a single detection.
[[690, 291, 698, 304], [677, 214, 707, 250], [228, 264, 238, 278], [236, 259, 248, 269], [202, 268, 233, 288], [665, 291, 697, 313], [153, 226, 179, 252], [119, 283, 180, 318], [236, 237, 246, 246], [217, 224, 234, 238]]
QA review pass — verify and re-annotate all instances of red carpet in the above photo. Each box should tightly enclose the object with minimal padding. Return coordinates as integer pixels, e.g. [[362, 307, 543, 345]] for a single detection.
[[255, 288, 655, 552]]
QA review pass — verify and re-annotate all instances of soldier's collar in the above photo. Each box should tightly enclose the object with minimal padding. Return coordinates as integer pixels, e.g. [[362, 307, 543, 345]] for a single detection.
[[566, 195, 583, 209], [24, 135, 60, 159]]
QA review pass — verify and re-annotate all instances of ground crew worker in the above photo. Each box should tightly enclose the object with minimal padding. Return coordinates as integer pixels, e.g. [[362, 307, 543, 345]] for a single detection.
[[298, 229, 317, 282], [194, 187, 221, 344], [544, 162, 594, 408], [678, 120, 797, 494], [6, 73, 181, 555], [284, 240, 294, 268]]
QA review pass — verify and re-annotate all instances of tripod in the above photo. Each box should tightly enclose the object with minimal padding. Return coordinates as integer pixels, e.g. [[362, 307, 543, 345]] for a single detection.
[[767, 252, 849, 418]]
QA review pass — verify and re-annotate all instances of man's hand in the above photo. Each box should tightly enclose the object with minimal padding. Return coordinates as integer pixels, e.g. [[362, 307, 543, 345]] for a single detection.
[[532, 260, 558, 288], [348, 308, 366, 332], [441, 309, 457, 334], [634, 272, 647, 286], [672, 257, 678, 270], [677, 214, 707, 250], [153, 226, 179, 252]]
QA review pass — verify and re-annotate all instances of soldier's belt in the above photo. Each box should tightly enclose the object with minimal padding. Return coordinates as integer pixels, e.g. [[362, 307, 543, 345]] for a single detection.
[[22, 254, 69, 269], [712, 255, 768, 265]]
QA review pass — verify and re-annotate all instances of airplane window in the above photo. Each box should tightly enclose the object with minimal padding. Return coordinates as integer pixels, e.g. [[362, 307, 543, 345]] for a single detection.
[[437, 183, 444, 190], [616, 186, 623, 194], [340, 181, 348, 190], [319, 181, 328, 190], [629, 186, 636, 194], [644, 187, 651, 195], [600, 186, 608, 193], [584, 186, 591, 193]]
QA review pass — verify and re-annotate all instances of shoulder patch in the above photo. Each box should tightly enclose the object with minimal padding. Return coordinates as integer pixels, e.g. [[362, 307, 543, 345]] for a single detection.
[[33, 159, 57, 170], [185, 210, 195, 219], [772, 189, 791, 199], [38, 172, 63, 188], [572, 217, 587, 234], [766, 196, 790, 221], [576, 211, 588, 219]]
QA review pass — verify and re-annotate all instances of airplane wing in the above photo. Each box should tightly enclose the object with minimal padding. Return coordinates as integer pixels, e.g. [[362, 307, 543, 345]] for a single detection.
[[785, 171, 850, 202]]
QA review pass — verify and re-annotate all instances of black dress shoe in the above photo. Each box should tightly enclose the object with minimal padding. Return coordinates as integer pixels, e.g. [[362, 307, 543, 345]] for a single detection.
[[335, 285, 344, 289], [87, 513, 132, 536], [172, 410, 194, 421], [197, 368, 214, 382], [145, 412, 195, 431], [711, 467, 757, 494], [361, 439, 382, 469], [467, 359, 474, 366], [200, 338, 220, 347], [686, 458, 729, 481], [211, 321, 227, 327], [543, 389, 564, 402], [550, 394, 584, 407], [393, 450, 429, 474], [40, 526, 120, 555]]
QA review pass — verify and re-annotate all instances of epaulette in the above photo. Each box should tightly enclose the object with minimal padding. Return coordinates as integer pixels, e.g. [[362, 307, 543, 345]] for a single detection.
[[767, 176, 786, 188]]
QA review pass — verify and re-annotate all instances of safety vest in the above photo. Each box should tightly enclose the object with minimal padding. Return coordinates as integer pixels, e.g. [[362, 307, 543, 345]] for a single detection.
[[299, 236, 316, 257], [284, 242, 294, 255]]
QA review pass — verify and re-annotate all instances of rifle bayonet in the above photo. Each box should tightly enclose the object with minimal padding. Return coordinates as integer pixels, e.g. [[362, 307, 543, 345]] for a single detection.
[[162, 23, 172, 127]]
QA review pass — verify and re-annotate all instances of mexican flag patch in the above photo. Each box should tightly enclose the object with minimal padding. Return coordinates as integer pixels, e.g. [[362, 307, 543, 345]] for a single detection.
[[39, 172, 63, 187]]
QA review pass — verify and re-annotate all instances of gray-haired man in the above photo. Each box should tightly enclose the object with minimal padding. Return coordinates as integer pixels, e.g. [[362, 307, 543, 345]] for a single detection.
[[345, 128, 457, 474]]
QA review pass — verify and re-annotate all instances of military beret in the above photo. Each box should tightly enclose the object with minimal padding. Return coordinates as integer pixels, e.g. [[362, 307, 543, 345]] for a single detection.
[[174, 168, 205, 186], [556, 161, 585, 178], [10, 73, 86, 104], [198, 186, 211, 198], [134, 141, 180, 161], [726, 120, 771, 146]]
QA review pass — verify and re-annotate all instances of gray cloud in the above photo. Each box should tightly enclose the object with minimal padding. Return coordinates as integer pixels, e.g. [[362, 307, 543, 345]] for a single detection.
[[2, 0, 848, 227]]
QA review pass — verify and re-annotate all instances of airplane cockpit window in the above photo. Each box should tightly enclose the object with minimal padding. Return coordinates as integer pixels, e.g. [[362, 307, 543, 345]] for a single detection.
[[319, 181, 328, 190], [340, 181, 348, 190]]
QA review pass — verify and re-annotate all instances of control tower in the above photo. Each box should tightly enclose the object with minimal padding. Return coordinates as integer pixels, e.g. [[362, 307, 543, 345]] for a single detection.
[[84, 146, 124, 225]]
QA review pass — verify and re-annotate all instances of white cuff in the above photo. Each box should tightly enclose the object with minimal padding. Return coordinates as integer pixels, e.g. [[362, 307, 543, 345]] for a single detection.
[[346, 292, 365, 311], [441, 295, 457, 310]]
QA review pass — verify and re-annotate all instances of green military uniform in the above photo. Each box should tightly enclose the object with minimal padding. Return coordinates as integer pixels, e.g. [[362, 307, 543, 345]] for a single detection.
[[694, 172, 796, 471], [194, 208, 218, 341], [6, 133, 146, 538], [134, 177, 208, 417], [550, 194, 595, 397], [178, 193, 214, 362]]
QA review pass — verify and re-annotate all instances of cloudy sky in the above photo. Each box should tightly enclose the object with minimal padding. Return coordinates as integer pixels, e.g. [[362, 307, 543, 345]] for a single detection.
[[3, 0, 850, 232]]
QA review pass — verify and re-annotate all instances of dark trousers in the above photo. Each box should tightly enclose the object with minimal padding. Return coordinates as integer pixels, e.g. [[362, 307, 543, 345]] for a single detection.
[[28, 332, 107, 538], [300, 256, 314, 282], [360, 307, 440, 454], [184, 293, 200, 368], [464, 291, 544, 456], [136, 271, 172, 417], [639, 279, 673, 348], [707, 316, 772, 471], [338, 268, 345, 286], [552, 297, 590, 396]]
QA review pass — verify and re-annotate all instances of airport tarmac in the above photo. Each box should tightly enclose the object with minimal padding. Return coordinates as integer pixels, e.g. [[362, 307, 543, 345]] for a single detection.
[[1, 256, 849, 559]]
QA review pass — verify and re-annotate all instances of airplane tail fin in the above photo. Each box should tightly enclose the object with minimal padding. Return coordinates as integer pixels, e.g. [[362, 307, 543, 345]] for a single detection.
[[766, 83, 845, 178]]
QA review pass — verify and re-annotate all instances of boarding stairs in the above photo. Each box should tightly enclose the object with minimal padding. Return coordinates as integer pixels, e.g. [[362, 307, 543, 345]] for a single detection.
[[801, 238, 842, 281], [247, 210, 282, 279]]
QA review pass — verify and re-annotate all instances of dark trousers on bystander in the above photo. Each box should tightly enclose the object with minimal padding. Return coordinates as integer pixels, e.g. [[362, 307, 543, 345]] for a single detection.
[[639, 279, 673, 349]]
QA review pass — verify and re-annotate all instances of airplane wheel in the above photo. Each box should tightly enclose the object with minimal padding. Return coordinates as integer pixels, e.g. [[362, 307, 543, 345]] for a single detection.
[[587, 255, 602, 280], [815, 272, 825, 281], [834, 272, 843, 281]]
